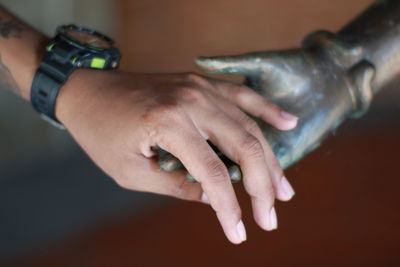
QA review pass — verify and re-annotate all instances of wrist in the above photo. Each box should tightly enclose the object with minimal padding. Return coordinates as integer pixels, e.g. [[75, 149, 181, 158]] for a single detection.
[[1, 31, 49, 101], [29, 24, 121, 127], [54, 68, 93, 126]]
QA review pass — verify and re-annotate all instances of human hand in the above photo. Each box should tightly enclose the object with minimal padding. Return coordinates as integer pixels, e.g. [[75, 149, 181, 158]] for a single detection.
[[56, 69, 297, 244]]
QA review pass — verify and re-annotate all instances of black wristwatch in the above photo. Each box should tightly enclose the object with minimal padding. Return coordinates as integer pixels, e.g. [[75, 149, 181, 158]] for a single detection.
[[30, 24, 121, 129]]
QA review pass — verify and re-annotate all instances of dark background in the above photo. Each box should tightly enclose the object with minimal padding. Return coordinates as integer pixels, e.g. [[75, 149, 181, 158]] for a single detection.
[[2, 0, 400, 266]]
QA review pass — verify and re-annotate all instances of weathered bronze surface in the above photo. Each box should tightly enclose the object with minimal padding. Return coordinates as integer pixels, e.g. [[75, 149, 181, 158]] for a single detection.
[[159, 0, 400, 181]]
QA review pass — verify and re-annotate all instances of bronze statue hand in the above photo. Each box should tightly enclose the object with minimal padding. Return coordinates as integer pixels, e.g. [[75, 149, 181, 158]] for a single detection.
[[158, 30, 376, 181], [158, 0, 400, 181], [199, 30, 375, 168]]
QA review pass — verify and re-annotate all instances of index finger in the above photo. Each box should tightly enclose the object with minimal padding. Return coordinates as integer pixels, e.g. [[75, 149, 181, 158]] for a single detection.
[[154, 114, 246, 244]]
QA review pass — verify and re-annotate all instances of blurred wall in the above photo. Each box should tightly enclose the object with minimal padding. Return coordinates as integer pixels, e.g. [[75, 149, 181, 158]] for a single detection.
[[1, 0, 116, 36], [117, 0, 373, 72], [116, 0, 399, 103]]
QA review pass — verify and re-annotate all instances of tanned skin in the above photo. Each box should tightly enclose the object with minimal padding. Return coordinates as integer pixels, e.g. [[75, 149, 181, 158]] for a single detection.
[[0, 6, 298, 244]]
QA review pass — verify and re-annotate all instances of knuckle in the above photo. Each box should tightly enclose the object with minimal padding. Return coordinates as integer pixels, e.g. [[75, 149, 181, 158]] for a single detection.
[[204, 159, 229, 185], [140, 104, 186, 142], [240, 135, 264, 158], [177, 86, 206, 104], [243, 116, 261, 133]]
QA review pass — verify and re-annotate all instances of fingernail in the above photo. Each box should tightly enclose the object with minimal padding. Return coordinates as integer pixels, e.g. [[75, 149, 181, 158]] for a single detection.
[[280, 176, 295, 200], [269, 207, 278, 230], [236, 220, 247, 242], [280, 111, 298, 121], [201, 192, 210, 204]]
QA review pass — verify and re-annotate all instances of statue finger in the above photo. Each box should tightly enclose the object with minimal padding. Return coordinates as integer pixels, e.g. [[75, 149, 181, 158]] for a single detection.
[[195, 54, 262, 76], [158, 152, 184, 172], [186, 164, 242, 183]]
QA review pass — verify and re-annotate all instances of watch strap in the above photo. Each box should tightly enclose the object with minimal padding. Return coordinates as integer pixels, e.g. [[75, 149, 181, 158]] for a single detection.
[[30, 69, 66, 129], [30, 24, 121, 129], [30, 42, 77, 129]]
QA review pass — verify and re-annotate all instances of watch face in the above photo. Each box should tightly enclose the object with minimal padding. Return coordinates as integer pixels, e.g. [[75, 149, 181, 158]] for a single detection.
[[65, 28, 112, 49]]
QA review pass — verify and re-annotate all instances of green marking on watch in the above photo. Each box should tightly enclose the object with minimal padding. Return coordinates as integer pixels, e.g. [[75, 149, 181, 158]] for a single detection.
[[46, 43, 55, 51], [90, 57, 106, 69], [71, 56, 78, 65]]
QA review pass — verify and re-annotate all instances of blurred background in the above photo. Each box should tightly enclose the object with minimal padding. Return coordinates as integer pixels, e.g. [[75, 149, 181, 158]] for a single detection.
[[1, 0, 399, 266]]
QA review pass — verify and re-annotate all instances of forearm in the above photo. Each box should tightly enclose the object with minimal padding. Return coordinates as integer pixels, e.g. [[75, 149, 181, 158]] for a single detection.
[[0, 6, 49, 100]]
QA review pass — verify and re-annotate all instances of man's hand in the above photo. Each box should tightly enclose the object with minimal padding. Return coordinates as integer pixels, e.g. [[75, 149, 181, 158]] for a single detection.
[[0, 4, 297, 245], [56, 69, 297, 244]]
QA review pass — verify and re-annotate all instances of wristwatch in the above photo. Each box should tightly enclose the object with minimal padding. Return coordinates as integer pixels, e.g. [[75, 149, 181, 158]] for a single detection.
[[30, 24, 121, 129]]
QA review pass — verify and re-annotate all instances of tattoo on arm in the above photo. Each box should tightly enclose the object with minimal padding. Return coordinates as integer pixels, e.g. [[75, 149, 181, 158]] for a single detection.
[[0, 16, 26, 39], [0, 15, 26, 95]]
